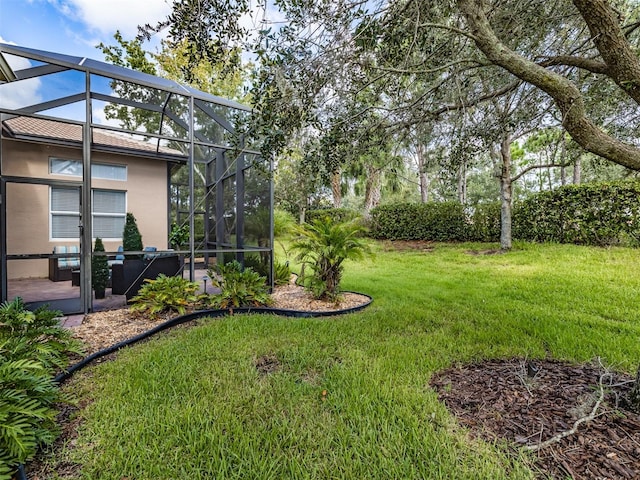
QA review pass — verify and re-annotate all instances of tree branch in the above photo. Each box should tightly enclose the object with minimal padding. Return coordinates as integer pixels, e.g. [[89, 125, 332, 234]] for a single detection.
[[371, 58, 489, 75], [418, 22, 478, 41], [511, 162, 570, 183], [572, 0, 640, 104], [457, 0, 640, 170], [525, 360, 610, 452], [429, 80, 522, 116], [538, 55, 608, 74]]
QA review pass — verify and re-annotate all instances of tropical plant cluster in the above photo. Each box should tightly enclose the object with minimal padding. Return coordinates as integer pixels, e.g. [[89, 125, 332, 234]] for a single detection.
[[369, 202, 501, 243], [130, 275, 200, 318], [130, 264, 274, 317], [513, 181, 640, 246], [206, 261, 272, 311], [291, 218, 370, 301], [243, 254, 291, 287], [0, 299, 82, 479]]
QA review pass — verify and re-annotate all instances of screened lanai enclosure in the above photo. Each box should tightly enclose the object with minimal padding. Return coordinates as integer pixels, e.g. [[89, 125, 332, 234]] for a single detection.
[[0, 44, 273, 314]]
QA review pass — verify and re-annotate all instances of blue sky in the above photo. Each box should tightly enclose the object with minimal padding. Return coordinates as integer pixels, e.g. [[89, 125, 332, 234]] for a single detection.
[[0, 0, 281, 118], [0, 0, 171, 60]]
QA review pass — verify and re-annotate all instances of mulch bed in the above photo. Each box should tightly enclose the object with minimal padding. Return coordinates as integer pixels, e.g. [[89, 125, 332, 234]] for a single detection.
[[430, 358, 640, 479]]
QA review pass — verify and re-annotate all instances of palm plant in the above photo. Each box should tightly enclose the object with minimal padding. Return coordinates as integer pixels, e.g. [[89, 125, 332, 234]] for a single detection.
[[291, 217, 369, 300]]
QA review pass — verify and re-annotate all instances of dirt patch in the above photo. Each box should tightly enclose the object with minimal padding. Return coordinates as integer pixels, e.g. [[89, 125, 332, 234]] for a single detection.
[[381, 240, 435, 252], [28, 378, 89, 480], [255, 354, 282, 376], [271, 284, 369, 312], [430, 358, 640, 479], [466, 248, 505, 255]]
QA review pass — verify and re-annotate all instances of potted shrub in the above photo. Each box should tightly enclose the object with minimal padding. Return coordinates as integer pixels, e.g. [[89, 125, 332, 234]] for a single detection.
[[112, 213, 146, 297], [123, 212, 143, 259], [92, 238, 109, 299], [112, 213, 182, 300]]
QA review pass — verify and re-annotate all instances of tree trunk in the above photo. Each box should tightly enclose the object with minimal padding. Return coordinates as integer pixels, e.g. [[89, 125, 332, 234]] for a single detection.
[[499, 136, 513, 250], [363, 165, 382, 217], [331, 171, 342, 208], [560, 135, 567, 186], [457, 160, 467, 204], [417, 143, 429, 203], [457, 0, 640, 171], [573, 157, 582, 184]]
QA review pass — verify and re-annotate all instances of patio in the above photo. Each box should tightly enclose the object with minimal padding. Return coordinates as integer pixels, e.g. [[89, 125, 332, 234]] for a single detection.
[[7, 269, 213, 315]]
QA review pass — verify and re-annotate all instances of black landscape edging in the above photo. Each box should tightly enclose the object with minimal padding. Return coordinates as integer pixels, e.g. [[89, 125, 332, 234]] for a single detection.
[[54, 291, 372, 383], [18, 293, 372, 480]]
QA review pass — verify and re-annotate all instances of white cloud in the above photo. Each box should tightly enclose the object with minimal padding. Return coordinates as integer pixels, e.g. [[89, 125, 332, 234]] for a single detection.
[[0, 49, 43, 110], [0, 36, 16, 46], [50, 0, 172, 38]]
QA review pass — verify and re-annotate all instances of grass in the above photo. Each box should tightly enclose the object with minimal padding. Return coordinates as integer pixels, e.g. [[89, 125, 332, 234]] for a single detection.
[[53, 241, 639, 479]]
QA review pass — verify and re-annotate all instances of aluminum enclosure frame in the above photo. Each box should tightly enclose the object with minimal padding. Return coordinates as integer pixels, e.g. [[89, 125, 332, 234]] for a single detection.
[[0, 44, 273, 314]]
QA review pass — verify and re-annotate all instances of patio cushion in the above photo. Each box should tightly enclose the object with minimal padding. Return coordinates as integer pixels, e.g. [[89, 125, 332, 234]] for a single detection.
[[67, 245, 79, 267], [143, 246, 157, 261], [53, 245, 79, 269], [54, 245, 67, 268]]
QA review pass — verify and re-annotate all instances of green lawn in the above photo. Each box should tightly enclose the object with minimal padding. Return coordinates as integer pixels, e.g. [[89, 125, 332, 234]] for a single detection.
[[56, 242, 639, 479]]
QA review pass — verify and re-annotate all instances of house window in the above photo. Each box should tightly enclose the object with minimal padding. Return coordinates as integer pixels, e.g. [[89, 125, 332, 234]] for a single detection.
[[92, 190, 126, 239], [92, 163, 127, 181], [50, 158, 82, 177], [50, 187, 126, 240], [50, 187, 81, 239], [50, 158, 127, 181]]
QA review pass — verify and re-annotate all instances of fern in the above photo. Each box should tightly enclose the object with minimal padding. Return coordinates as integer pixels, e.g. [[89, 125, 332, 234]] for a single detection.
[[0, 299, 80, 477], [206, 261, 272, 310], [130, 275, 199, 318]]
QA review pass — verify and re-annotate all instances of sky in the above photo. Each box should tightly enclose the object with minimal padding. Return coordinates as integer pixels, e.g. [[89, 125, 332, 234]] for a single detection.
[[0, 0, 172, 61], [0, 0, 281, 123]]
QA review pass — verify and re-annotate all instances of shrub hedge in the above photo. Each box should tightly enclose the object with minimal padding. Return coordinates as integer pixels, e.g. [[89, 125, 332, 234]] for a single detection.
[[368, 182, 640, 247], [513, 181, 640, 246], [369, 202, 499, 242]]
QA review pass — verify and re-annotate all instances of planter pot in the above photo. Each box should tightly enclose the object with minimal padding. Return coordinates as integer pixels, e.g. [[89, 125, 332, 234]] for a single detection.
[[111, 256, 180, 301], [94, 288, 106, 299]]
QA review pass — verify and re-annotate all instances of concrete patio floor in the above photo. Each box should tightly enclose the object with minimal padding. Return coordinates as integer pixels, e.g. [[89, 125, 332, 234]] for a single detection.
[[6, 270, 213, 318]]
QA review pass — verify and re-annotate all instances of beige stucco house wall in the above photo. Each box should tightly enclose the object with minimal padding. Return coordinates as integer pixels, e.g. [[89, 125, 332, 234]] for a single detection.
[[3, 138, 169, 279]]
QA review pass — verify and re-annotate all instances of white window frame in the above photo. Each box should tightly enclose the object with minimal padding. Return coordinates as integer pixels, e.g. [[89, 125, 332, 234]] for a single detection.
[[49, 187, 127, 241], [49, 157, 128, 181]]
